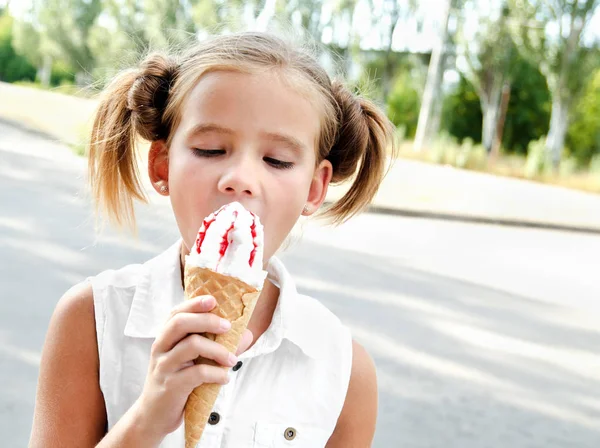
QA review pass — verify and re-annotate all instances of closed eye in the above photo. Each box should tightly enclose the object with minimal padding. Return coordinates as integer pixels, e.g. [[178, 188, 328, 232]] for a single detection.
[[192, 148, 225, 157], [264, 157, 294, 170]]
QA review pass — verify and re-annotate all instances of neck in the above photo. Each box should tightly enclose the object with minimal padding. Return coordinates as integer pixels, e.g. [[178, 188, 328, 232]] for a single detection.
[[179, 243, 279, 347]]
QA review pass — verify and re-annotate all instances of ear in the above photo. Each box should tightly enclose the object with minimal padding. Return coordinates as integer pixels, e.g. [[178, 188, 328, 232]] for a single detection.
[[304, 159, 333, 215], [148, 140, 170, 194]]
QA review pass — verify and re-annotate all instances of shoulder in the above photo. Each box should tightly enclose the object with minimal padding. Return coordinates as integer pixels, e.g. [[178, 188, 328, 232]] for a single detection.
[[45, 281, 97, 363], [52, 281, 95, 328], [326, 340, 378, 447], [296, 293, 344, 327]]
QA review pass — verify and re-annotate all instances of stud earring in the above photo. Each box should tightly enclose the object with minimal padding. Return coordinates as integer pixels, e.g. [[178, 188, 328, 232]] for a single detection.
[[303, 204, 309, 215], [159, 184, 169, 194]]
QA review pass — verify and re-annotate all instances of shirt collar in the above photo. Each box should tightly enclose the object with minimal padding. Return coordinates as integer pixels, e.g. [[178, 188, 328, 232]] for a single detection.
[[123, 240, 323, 360], [123, 240, 184, 338]]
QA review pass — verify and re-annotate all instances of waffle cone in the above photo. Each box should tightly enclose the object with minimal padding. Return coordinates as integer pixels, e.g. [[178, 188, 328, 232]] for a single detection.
[[183, 265, 260, 448]]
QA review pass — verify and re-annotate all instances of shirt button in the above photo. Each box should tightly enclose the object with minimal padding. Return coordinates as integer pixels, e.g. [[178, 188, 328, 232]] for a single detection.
[[284, 427, 297, 440], [208, 412, 220, 425], [232, 361, 243, 372]]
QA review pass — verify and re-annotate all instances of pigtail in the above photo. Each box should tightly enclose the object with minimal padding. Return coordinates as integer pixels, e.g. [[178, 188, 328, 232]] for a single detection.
[[323, 82, 396, 224], [88, 53, 179, 231]]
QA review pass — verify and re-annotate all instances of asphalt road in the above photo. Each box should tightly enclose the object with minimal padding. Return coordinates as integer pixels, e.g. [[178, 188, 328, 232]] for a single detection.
[[1, 120, 599, 447]]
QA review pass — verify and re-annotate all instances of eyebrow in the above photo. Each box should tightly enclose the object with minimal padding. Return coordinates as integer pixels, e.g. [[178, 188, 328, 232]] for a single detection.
[[186, 123, 235, 138], [260, 131, 307, 153], [185, 122, 308, 153]]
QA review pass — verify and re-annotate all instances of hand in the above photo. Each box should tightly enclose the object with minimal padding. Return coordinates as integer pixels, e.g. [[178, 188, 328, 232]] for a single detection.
[[133, 295, 253, 441]]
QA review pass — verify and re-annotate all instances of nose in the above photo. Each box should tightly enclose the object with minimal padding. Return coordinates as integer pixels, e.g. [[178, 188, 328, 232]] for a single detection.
[[217, 154, 258, 198]]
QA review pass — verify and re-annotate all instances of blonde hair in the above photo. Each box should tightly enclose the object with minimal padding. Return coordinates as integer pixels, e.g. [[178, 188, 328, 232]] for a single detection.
[[89, 32, 396, 230]]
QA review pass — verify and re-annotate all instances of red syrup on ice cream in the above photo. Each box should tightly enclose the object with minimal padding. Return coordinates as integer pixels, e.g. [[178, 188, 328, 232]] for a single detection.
[[195, 218, 214, 254], [219, 211, 238, 258], [249, 213, 258, 267], [195, 207, 225, 254]]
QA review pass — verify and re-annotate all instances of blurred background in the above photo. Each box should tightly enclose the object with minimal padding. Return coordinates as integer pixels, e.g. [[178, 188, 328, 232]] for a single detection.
[[1, 0, 599, 447]]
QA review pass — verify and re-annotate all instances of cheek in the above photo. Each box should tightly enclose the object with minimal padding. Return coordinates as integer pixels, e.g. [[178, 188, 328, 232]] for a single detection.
[[262, 168, 313, 257], [269, 166, 312, 207], [167, 150, 216, 246]]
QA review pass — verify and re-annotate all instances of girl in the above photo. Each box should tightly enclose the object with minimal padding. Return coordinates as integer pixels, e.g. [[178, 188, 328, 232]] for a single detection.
[[29, 32, 395, 447]]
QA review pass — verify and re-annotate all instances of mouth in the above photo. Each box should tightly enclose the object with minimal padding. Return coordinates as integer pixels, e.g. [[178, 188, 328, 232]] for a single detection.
[[215, 201, 261, 219]]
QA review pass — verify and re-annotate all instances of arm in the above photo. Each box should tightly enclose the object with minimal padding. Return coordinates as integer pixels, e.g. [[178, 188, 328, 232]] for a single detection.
[[29, 282, 107, 446], [29, 282, 159, 448], [326, 340, 378, 448]]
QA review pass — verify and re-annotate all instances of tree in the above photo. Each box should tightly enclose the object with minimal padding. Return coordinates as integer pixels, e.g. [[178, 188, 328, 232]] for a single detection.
[[190, 0, 270, 34], [372, 0, 407, 101], [92, 0, 196, 82], [413, 0, 453, 151], [443, 56, 552, 155], [275, 0, 324, 39], [143, 0, 196, 48], [442, 74, 482, 142], [0, 12, 37, 83], [11, 13, 50, 86], [47, 0, 101, 84], [508, 0, 600, 166], [387, 71, 421, 138], [501, 56, 551, 154], [567, 66, 600, 165], [13, 0, 102, 86], [460, 2, 516, 154]]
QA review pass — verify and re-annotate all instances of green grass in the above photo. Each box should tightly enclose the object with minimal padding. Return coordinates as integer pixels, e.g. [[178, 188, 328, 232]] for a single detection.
[[12, 80, 97, 98]]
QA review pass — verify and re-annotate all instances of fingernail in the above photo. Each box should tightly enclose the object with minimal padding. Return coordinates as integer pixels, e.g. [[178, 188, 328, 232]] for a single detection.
[[201, 296, 214, 306], [220, 318, 231, 330], [228, 352, 238, 366]]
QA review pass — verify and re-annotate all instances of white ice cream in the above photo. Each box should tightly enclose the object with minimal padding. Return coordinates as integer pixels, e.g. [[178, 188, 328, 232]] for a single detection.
[[186, 202, 267, 289]]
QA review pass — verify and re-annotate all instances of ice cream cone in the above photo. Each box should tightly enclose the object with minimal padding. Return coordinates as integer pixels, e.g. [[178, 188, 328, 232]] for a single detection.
[[183, 264, 261, 448]]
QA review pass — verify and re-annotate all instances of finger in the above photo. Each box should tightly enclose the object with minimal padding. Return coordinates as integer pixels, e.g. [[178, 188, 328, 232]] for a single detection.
[[167, 334, 237, 371], [168, 295, 216, 319], [177, 362, 230, 392], [235, 329, 254, 356], [153, 312, 232, 354]]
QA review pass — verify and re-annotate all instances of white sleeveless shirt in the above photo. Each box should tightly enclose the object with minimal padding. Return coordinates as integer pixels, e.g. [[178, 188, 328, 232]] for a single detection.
[[90, 240, 353, 448]]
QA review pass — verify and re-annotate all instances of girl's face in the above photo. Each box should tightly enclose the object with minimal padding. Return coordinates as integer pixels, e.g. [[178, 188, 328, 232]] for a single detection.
[[149, 70, 333, 263]]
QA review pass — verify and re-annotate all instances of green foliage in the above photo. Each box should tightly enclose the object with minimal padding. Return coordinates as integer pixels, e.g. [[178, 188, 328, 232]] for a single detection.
[[525, 136, 551, 178], [17, 0, 103, 84], [507, 0, 599, 99], [590, 154, 600, 175], [431, 132, 458, 164], [442, 75, 482, 143], [459, 3, 516, 153], [50, 59, 76, 86], [142, 0, 197, 49], [357, 50, 419, 102], [11, 16, 42, 68], [386, 72, 421, 138], [559, 156, 578, 177], [456, 138, 488, 170], [502, 57, 551, 155], [0, 13, 36, 83], [567, 68, 600, 166], [444, 57, 551, 155], [430, 133, 488, 170]]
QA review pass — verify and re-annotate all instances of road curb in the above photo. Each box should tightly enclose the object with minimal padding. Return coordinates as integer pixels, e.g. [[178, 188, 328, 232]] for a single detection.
[[363, 204, 600, 235]]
